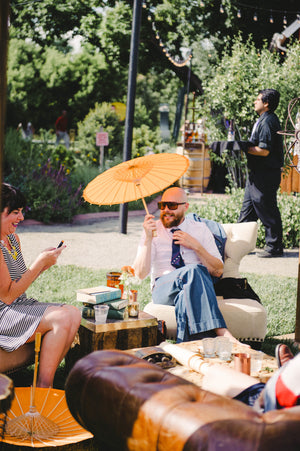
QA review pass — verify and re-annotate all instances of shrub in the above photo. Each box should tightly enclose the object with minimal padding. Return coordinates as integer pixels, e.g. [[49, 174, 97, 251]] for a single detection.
[[131, 125, 161, 158], [189, 188, 300, 249], [76, 102, 124, 166], [8, 161, 82, 224]]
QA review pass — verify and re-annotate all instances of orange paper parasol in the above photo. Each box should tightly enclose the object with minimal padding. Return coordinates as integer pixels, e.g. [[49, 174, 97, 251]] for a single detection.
[[2, 387, 93, 448], [83, 153, 189, 214]]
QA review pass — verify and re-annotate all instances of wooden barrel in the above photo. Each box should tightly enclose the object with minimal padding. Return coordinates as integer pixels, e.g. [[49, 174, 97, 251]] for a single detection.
[[179, 143, 211, 191], [280, 155, 300, 193]]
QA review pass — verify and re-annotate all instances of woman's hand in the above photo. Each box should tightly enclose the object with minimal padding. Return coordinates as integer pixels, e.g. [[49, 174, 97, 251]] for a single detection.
[[36, 245, 66, 272]]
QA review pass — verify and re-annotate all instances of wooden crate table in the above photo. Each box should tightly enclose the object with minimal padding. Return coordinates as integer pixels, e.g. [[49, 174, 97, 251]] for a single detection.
[[65, 312, 158, 374], [78, 311, 158, 355]]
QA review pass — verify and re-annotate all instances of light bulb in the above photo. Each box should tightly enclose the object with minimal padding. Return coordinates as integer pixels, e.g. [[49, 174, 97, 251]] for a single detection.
[[253, 12, 258, 21], [220, 4, 224, 14], [283, 15, 287, 25], [237, 10, 241, 19], [270, 15, 274, 24]]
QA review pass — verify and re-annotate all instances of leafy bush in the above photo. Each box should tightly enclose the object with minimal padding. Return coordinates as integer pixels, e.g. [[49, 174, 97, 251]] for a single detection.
[[132, 125, 161, 158], [189, 188, 300, 249], [76, 102, 124, 166], [23, 162, 82, 223]]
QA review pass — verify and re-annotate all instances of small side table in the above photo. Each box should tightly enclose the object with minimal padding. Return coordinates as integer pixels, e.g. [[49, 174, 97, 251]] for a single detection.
[[65, 312, 158, 373]]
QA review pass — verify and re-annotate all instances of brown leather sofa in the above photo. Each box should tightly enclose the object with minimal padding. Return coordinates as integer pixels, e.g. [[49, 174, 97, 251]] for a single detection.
[[65, 350, 300, 451]]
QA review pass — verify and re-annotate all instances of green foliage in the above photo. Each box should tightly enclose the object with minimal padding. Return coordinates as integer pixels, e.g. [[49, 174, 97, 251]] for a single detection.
[[200, 37, 300, 143], [22, 162, 82, 223], [4, 129, 82, 223], [189, 188, 300, 249], [188, 188, 244, 224], [48, 144, 76, 171], [132, 125, 161, 158], [76, 102, 124, 165]]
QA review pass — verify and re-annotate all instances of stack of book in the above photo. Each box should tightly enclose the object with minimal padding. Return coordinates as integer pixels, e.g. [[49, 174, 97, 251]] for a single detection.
[[76, 286, 128, 320]]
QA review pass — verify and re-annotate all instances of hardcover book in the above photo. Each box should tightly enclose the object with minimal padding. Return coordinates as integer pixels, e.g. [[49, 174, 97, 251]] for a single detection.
[[105, 299, 128, 310], [107, 307, 127, 320], [76, 286, 122, 304]]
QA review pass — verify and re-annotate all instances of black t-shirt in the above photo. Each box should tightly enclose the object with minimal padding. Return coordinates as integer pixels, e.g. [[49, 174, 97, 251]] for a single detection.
[[247, 111, 284, 170]]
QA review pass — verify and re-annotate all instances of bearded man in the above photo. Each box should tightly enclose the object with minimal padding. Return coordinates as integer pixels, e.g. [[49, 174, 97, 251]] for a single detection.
[[133, 187, 239, 344]]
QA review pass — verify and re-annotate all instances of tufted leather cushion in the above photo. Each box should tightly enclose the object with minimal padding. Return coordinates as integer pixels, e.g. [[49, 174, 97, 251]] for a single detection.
[[65, 350, 300, 451]]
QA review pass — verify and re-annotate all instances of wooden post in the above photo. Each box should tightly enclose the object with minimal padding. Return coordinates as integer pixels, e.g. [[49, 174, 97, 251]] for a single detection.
[[0, 0, 10, 216], [295, 245, 300, 343]]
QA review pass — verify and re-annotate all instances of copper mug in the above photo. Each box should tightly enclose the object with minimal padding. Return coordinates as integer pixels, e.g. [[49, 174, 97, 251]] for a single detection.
[[234, 353, 251, 375]]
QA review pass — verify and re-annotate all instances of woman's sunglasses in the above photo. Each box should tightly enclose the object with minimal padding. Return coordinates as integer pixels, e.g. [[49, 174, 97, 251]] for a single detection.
[[157, 202, 186, 210]]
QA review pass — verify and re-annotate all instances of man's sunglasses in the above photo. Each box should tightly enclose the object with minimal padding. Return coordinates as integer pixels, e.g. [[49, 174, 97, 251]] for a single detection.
[[158, 201, 186, 210]]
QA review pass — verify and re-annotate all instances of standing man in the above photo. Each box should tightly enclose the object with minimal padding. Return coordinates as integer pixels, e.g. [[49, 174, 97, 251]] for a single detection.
[[133, 187, 240, 344], [239, 89, 284, 258], [55, 109, 70, 149]]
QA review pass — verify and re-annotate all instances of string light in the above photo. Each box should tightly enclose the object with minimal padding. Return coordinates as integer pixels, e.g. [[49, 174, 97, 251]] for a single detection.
[[143, 0, 299, 69], [141, 1, 192, 69], [234, 2, 300, 26]]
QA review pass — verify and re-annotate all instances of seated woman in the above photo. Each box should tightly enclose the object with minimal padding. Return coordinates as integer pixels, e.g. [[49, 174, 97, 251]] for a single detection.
[[0, 183, 81, 387]]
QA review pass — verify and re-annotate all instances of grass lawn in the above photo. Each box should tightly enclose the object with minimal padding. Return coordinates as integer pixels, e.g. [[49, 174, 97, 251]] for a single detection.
[[8, 265, 298, 390]]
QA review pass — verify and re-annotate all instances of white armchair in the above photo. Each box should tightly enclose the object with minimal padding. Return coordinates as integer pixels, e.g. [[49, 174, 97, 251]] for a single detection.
[[144, 221, 267, 345]]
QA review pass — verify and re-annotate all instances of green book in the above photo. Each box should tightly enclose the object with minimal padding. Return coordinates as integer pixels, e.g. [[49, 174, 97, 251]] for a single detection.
[[105, 299, 128, 310], [107, 307, 127, 320]]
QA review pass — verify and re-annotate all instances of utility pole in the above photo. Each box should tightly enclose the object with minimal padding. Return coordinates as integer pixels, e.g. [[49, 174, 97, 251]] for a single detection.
[[119, 0, 142, 234]]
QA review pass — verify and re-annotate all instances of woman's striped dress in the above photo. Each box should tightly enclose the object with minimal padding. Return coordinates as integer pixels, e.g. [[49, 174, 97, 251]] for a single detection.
[[0, 234, 59, 352]]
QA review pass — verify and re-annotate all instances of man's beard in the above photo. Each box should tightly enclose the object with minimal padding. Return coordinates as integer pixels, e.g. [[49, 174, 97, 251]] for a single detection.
[[161, 212, 184, 228]]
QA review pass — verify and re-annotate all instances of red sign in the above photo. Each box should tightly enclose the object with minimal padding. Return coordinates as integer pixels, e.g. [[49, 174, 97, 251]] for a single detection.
[[96, 132, 109, 146]]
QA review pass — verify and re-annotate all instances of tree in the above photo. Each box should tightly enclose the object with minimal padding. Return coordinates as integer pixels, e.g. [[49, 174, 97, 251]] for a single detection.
[[200, 36, 300, 142]]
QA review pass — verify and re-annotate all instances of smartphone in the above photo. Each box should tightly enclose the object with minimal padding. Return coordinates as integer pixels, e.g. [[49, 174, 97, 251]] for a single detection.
[[57, 240, 64, 248]]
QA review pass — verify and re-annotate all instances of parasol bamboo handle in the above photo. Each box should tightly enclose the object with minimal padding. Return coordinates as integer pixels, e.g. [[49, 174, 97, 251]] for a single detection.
[[32, 332, 42, 406], [136, 184, 157, 237]]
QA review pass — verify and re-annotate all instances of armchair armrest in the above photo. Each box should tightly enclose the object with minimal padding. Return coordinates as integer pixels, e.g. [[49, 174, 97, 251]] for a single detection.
[[222, 222, 258, 278]]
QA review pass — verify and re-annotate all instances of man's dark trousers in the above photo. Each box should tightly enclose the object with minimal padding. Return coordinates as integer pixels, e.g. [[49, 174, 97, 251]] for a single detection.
[[239, 167, 283, 252]]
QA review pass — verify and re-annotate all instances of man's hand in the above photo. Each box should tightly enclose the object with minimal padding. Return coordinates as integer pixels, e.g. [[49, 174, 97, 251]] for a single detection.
[[172, 229, 198, 251], [143, 214, 156, 239], [173, 230, 223, 278]]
